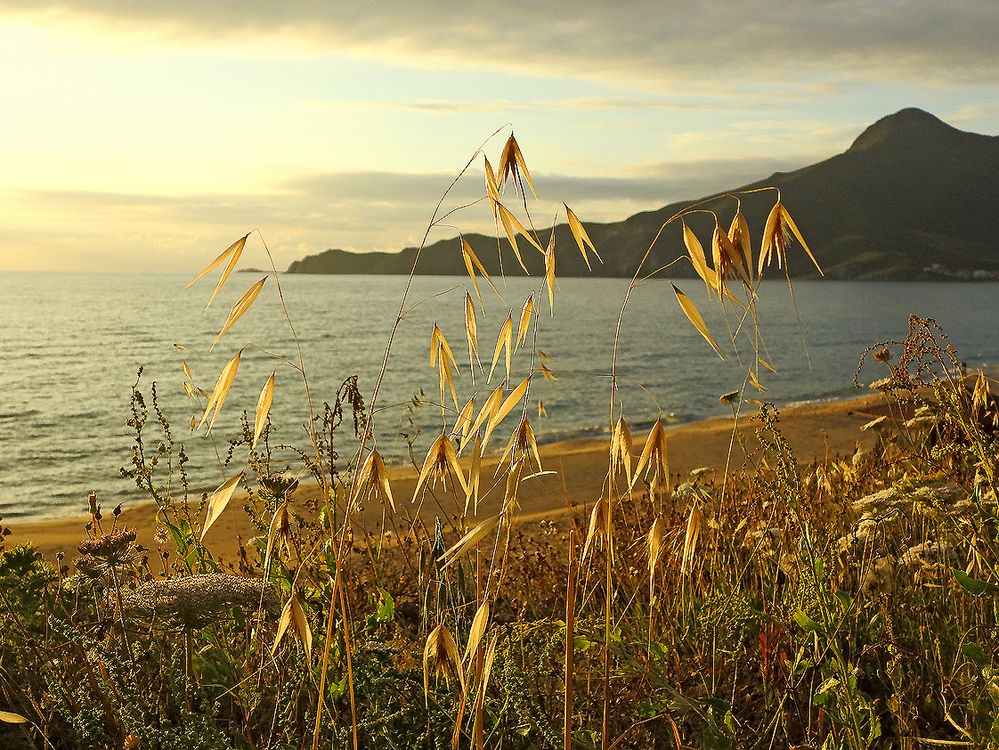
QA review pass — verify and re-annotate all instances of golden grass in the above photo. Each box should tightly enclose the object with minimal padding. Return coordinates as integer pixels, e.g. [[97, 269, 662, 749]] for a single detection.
[[6, 126, 997, 750], [55, 143, 805, 739]]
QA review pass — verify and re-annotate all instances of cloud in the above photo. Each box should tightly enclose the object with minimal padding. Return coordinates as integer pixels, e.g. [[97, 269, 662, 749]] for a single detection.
[[9, 152, 811, 271], [3, 1, 999, 89], [302, 96, 768, 115], [946, 101, 999, 128]]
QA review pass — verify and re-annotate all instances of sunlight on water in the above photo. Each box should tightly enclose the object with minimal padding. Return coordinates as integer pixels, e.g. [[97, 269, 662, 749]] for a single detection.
[[0, 272, 997, 518]]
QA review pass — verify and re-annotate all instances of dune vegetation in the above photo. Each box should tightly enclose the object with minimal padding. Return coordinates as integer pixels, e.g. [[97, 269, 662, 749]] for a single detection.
[[2, 132, 998, 750]]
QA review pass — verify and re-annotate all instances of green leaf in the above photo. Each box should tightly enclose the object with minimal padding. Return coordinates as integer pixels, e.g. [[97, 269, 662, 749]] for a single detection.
[[648, 641, 669, 661], [814, 676, 840, 707], [329, 672, 349, 700], [636, 697, 667, 719], [953, 568, 998, 596], [794, 610, 823, 633], [704, 697, 730, 715], [723, 709, 736, 734], [962, 641, 990, 668], [370, 588, 394, 625], [867, 714, 882, 743], [817, 677, 840, 693], [813, 558, 826, 582]]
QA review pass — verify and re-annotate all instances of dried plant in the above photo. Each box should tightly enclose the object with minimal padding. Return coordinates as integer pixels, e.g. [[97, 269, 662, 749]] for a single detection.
[[3, 129, 997, 750]]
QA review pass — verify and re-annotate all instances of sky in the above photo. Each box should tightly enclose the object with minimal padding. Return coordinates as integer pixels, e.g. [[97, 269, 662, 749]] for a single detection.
[[1, 1, 998, 272]]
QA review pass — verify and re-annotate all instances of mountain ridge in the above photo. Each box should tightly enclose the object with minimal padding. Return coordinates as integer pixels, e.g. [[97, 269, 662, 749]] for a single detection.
[[288, 109, 999, 281]]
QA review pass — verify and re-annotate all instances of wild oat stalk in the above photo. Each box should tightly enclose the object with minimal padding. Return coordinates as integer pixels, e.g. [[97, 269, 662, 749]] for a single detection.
[[179, 125, 820, 750]]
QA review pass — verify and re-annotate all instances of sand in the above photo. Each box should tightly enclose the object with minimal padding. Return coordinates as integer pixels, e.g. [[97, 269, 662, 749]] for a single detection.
[[6, 392, 891, 563]]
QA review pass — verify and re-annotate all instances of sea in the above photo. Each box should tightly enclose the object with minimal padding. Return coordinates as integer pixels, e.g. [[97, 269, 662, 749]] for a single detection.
[[1, 272, 997, 520]]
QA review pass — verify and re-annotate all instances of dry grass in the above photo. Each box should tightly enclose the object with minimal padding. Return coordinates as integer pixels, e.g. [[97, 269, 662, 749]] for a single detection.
[[1, 131, 998, 750]]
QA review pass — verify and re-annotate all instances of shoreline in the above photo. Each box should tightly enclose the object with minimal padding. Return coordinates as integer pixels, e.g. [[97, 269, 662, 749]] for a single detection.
[[7, 391, 891, 563]]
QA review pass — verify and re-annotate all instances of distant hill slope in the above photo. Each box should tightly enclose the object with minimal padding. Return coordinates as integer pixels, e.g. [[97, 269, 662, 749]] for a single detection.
[[288, 109, 999, 280]]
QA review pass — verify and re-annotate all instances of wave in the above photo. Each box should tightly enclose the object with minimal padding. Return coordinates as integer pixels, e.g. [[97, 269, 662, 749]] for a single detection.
[[0, 409, 41, 420]]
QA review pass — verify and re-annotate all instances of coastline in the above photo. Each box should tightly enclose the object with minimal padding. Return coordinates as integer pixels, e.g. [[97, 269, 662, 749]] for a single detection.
[[6, 390, 892, 564]]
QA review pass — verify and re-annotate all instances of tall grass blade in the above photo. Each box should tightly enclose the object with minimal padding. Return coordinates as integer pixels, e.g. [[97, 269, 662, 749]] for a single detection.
[[780, 204, 823, 274], [672, 284, 724, 358], [759, 202, 782, 275], [210, 276, 267, 350], [517, 295, 534, 348], [198, 349, 242, 430], [440, 516, 500, 567], [498, 134, 536, 197], [683, 221, 711, 290], [463, 601, 490, 664], [290, 594, 313, 660], [484, 377, 530, 446], [463, 385, 503, 451], [565, 204, 600, 269], [544, 234, 556, 313], [452, 398, 476, 443], [424, 625, 463, 703], [272, 594, 311, 660], [186, 234, 248, 307], [465, 434, 483, 514], [727, 210, 754, 283], [483, 156, 501, 203], [200, 472, 243, 542], [465, 293, 479, 371], [251, 371, 275, 450], [461, 237, 499, 305], [488, 315, 513, 383]]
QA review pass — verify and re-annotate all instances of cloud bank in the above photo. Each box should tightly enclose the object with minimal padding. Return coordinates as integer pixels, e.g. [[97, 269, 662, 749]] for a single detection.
[[3, 2, 996, 272], [4, 1, 999, 89], [8, 154, 806, 271]]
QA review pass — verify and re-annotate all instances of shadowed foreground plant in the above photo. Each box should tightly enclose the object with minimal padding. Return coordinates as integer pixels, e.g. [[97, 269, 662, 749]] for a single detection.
[[122, 573, 279, 625]]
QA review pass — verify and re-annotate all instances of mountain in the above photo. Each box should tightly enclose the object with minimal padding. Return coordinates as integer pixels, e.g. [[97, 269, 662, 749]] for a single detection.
[[287, 109, 999, 280]]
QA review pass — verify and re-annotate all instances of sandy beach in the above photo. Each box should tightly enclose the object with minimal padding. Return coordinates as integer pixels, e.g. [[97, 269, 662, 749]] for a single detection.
[[7, 392, 891, 563]]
